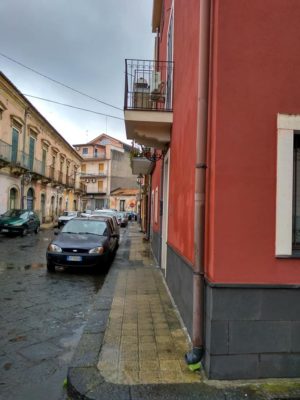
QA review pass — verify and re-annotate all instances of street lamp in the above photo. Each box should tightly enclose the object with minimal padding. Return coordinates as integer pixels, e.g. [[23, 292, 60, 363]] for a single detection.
[[136, 174, 143, 225]]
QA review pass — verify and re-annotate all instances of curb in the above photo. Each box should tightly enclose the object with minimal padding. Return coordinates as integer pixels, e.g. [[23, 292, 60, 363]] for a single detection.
[[67, 277, 266, 400]]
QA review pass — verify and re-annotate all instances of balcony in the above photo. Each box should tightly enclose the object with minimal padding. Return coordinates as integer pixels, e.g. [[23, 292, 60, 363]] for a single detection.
[[81, 153, 106, 160], [124, 59, 173, 149], [74, 182, 87, 194], [131, 157, 153, 175], [0, 139, 11, 168], [66, 176, 75, 189], [0, 140, 31, 175]]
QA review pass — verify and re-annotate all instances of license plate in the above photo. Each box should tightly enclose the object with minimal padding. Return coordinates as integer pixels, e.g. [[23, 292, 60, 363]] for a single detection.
[[67, 255, 82, 262], [2, 229, 9, 232]]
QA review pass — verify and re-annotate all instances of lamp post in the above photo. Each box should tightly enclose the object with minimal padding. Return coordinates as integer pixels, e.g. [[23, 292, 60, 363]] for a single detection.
[[136, 174, 143, 226]]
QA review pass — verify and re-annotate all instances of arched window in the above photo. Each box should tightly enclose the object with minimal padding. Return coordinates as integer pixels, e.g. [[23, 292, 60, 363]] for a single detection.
[[9, 188, 18, 209]]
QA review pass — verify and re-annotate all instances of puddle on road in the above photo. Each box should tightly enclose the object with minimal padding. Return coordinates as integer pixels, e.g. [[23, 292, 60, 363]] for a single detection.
[[0, 261, 46, 272], [0, 261, 14, 272], [59, 325, 84, 349], [24, 263, 45, 270], [58, 325, 84, 363]]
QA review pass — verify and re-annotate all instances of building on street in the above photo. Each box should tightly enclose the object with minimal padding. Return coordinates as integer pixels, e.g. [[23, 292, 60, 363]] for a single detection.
[[0, 72, 86, 222], [109, 187, 138, 213], [124, 0, 300, 379], [73, 133, 138, 211]]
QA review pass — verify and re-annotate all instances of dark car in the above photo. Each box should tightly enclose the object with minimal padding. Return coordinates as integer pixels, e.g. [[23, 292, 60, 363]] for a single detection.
[[90, 211, 120, 239], [0, 209, 40, 236], [118, 212, 129, 227], [46, 217, 118, 272], [89, 215, 119, 248]]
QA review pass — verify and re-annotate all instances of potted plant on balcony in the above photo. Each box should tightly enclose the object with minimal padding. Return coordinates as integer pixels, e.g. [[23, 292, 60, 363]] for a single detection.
[[129, 146, 153, 175]]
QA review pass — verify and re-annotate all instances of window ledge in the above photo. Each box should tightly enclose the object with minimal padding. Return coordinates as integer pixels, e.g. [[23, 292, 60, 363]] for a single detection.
[[276, 252, 300, 258]]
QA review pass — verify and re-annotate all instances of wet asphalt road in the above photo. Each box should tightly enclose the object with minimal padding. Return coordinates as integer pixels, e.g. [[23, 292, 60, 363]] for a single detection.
[[0, 227, 116, 400]]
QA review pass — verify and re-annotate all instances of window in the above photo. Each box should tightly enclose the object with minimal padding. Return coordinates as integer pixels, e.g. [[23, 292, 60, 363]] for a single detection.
[[96, 199, 105, 209], [120, 200, 125, 211], [9, 188, 18, 209], [99, 163, 104, 172], [276, 114, 300, 256], [81, 164, 86, 173], [98, 180, 103, 192], [94, 148, 98, 158], [82, 147, 88, 155], [42, 149, 47, 175], [29, 136, 35, 171], [11, 127, 19, 164], [0, 100, 7, 120], [293, 134, 300, 250]]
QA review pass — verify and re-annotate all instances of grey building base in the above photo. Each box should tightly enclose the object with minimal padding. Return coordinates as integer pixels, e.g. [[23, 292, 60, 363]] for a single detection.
[[166, 244, 194, 336], [151, 229, 161, 266], [205, 284, 300, 379], [165, 244, 300, 380]]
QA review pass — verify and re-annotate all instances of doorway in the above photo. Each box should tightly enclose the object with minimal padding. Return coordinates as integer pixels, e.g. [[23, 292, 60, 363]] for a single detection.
[[41, 193, 46, 223], [27, 188, 34, 210]]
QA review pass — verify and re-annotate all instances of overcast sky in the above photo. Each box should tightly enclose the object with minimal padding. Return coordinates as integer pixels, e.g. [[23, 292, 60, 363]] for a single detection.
[[0, 0, 154, 146]]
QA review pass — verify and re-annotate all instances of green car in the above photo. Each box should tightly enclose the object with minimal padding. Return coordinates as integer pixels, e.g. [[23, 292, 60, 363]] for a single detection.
[[0, 209, 40, 236]]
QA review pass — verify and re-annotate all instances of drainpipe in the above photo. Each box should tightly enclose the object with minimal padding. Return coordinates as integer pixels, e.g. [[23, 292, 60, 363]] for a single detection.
[[185, 0, 211, 366], [146, 174, 152, 240]]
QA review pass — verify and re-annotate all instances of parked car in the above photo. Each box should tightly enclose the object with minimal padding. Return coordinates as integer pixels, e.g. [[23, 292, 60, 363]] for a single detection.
[[46, 217, 118, 272], [90, 210, 120, 239], [80, 209, 92, 217], [58, 211, 81, 228], [0, 209, 40, 236], [118, 212, 128, 227], [89, 215, 119, 248]]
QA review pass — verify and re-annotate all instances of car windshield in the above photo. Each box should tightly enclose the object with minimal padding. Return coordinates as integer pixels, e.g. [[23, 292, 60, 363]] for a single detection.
[[61, 219, 107, 236], [2, 210, 28, 219]]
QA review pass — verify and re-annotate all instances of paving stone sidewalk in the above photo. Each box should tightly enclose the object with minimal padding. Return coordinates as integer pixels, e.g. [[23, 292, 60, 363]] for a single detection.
[[67, 223, 300, 400]]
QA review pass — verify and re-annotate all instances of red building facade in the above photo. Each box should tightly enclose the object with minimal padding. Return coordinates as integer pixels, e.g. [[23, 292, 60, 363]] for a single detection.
[[125, 0, 300, 379]]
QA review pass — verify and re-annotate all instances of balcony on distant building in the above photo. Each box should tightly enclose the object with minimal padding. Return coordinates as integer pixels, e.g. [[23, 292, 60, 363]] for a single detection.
[[124, 59, 173, 149]]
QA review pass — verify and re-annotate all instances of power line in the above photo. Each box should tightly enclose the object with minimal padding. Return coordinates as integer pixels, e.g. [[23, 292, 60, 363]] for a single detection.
[[23, 93, 124, 121], [0, 51, 123, 111]]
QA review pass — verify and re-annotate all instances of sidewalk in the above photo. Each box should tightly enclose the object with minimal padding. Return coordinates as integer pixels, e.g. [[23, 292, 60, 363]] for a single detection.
[[67, 223, 300, 400]]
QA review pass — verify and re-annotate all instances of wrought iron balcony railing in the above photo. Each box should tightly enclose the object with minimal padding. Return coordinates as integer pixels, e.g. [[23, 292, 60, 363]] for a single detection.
[[0, 139, 11, 163], [81, 153, 106, 159], [124, 59, 174, 112]]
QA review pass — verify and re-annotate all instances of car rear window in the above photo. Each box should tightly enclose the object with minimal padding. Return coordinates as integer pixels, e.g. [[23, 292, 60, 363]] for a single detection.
[[61, 219, 107, 235]]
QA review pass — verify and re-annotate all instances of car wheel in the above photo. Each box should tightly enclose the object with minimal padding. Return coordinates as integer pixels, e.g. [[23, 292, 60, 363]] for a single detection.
[[21, 226, 28, 236], [47, 262, 56, 272], [34, 225, 40, 234]]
